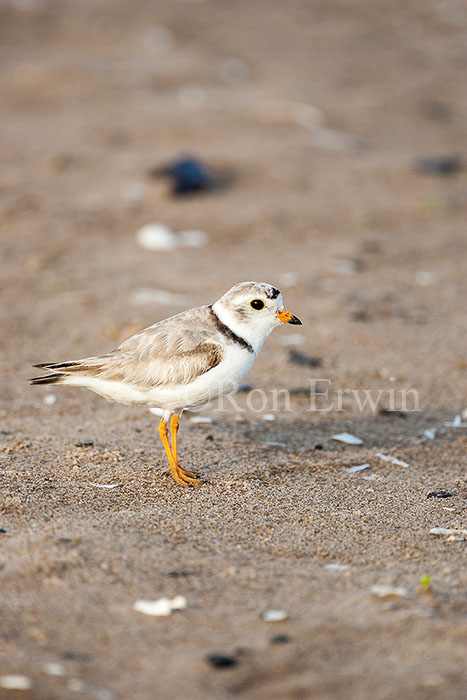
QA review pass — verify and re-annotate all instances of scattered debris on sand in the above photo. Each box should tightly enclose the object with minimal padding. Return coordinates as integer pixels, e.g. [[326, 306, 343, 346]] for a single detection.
[[133, 596, 187, 617], [260, 609, 288, 622], [332, 433, 363, 445]]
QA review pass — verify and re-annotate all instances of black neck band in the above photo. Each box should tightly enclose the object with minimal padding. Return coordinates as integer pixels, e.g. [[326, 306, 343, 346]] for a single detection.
[[209, 306, 254, 354]]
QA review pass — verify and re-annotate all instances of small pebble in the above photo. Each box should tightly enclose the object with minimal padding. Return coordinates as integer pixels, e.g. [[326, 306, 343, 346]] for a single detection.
[[43, 662, 66, 676], [190, 416, 213, 424], [270, 634, 291, 644], [0, 675, 32, 690], [43, 393, 56, 405], [261, 413, 276, 422], [260, 609, 288, 622], [206, 654, 237, 669], [371, 585, 408, 599], [132, 596, 187, 617], [67, 679, 85, 692], [288, 350, 321, 367], [424, 429, 436, 440], [414, 154, 462, 177], [74, 440, 94, 447], [426, 491, 453, 499], [152, 156, 217, 195]]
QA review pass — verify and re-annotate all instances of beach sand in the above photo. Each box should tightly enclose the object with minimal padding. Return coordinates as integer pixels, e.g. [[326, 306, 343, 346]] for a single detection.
[[1, 1, 466, 698]]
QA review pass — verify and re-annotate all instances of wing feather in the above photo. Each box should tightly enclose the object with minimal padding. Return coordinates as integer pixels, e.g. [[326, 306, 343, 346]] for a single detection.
[[36, 306, 224, 388]]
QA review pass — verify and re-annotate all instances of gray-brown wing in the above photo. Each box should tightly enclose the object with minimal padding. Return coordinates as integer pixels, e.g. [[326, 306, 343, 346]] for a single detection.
[[37, 306, 223, 388]]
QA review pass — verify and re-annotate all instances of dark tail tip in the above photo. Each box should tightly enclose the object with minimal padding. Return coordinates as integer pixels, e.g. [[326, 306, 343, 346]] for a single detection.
[[30, 374, 64, 385]]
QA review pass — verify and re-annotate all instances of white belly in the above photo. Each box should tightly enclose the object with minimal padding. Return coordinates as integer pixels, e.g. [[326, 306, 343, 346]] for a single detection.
[[65, 344, 256, 410]]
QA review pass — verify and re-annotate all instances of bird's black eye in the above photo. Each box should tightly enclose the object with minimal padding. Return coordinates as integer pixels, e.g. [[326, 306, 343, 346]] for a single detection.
[[250, 299, 265, 310]]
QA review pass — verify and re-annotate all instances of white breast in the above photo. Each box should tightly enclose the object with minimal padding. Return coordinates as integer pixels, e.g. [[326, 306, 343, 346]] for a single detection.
[[67, 343, 257, 411]]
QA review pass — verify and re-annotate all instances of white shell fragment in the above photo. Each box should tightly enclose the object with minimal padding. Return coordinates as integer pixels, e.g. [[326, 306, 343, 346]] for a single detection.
[[43, 662, 66, 676], [264, 441, 287, 447], [444, 415, 467, 428], [346, 464, 370, 473], [262, 413, 276, 422], [136, 223, 178, 251], [429, 527, 467, 540], [148, 407, 164, 416], [376, 453, 409, 467], [371, 585, 408, 599], [170, 595, 188, 610], [88, 483, 120, 490], [332, 433, 363, 445], [0, 675, 33, 690], [133, 596, 187, 617], [43, 393, 56, 405], [325, 563, 350, 571], [190, 416, 213, 424], [391, 458, 409, 468], [424, 429, 436, 440], [136, 224, 209, 253], [261, 609, 288, 622]]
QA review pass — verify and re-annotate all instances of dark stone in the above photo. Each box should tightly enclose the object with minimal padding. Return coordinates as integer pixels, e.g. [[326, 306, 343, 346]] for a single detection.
[[351, 310, 371, 322], [414, 154, 462, 177], [62, 651, 92, 662], [164, 570, 196, 577], [74, 441, 94, 447], [150, 156, 231, 196], [378, 409, 407, 418], [288, 386, 311, 396], [0, 528, 7, 534], [205, 434, 214, 441], [270, 634, 291, 644], [288, 350, 322, 368], [206, 653, 237, 669], [427, 491, 454, 499], [313, 443, 324, 450], [419, 99, 453, 123], [238, 383, 254, 392]]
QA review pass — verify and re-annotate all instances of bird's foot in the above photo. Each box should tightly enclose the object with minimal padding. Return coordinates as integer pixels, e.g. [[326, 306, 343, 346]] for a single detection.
[[170, 464, 203, 486]]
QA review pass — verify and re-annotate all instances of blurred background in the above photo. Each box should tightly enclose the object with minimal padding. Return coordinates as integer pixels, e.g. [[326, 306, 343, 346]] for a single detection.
[[1, 0, 466, 410], [1, 3, 467, 699]]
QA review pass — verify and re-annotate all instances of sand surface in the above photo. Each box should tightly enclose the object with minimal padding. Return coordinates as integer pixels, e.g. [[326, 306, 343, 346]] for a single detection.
[[1, 1, 467, 698]]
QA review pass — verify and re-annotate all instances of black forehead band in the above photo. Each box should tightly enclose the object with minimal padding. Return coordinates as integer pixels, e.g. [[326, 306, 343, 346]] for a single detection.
[[266, 287, 280, 299]]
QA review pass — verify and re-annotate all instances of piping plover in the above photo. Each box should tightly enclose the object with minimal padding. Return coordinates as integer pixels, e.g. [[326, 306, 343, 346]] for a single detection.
[[31, 281, 301, 485]]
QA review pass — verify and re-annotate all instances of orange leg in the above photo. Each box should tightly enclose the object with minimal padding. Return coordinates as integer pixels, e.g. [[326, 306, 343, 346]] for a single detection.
[[170, 413, 200, 481], [158, 418, 201, 486]]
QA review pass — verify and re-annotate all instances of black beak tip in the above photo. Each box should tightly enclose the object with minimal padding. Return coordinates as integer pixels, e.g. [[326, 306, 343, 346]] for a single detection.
[[289, 315, 302, 325]]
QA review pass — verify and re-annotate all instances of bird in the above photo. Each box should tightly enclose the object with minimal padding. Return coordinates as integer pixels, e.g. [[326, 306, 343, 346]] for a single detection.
[[31, 281, 302, 486]]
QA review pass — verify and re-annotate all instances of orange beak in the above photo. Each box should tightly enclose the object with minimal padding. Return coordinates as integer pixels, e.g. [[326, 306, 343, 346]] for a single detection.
[[276, 309, 302, 325]]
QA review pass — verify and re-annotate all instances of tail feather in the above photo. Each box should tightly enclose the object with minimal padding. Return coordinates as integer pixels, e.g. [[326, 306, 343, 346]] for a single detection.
[[33, 359, 104, 373], [30, 373, 67, 386]]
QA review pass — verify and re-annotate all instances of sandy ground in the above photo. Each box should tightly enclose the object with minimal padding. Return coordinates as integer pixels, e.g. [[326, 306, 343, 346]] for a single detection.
[[1, 1, 467, 698]]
